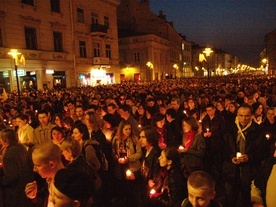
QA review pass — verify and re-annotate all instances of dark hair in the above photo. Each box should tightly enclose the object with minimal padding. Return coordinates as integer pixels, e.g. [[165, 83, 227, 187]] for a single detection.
[[166, 108, 177, 119], [119, 104, 131, 113], [63, 117, 74, 127], [163, 147, 181, 168], [183, 117, 199, 131], [16, 113, 29, 122], [73, 123, 90, 140], [0, 128, 18, 145], [51, 126, 65, 139], [151, 112, 165, 128], [251, 102, 264, 114], [140, 126, 159, 147]]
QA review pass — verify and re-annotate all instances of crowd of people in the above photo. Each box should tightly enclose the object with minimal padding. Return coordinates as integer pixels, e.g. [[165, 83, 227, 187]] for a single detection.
[[0, 74, 275, 207]]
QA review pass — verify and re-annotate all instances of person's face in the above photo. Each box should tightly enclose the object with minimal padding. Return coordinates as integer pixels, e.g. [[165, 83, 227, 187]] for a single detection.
[[216, 103, 223, 111], [72, 128, 83, 141], [156, 118, 165, 128], [228, 104, 236, 113], [266, 109, 275, 122], [139, 131, 150, 148], [158, 150, 170, 167], [52, 130, 63, 143], [188, 100, 195, 109], [237, 107, 252, 127], [159, 107, 167, 115], [83, 114, 90, 127], [171, 100, 179, 110], [107, 106, 116, 115], [75, 108, 84, 118], [67, 103, 75, 110], [183, 121, 192, 133], [51, 184, 77, 207], [38, 113, 49, 126], [188, 184, 215, 207], [206, 107, 216, 117], [62, 149, 72, 162], [255, 105, 263, 115], [16, 118, 27, 128], [137, 106, 145, 115], [122, 124, 131, 137], [32, 154, 53, 179], [54, 116, 62, 126]]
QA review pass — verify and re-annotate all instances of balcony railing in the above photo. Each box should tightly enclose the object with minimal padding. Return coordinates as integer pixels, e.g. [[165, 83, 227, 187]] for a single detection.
[[90, 24, 108, 33]]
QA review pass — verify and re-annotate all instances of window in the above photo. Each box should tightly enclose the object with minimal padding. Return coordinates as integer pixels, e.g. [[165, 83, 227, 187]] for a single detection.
[[25, 27, 37, 50], [77, 8, 84, 23], [91, 12, 98, 25], [22, 0, 34, 6], [50, 0, 60, 13], [93, 43, 100, 57], [104, 16, 109, 28], [134, 52, 140, 62], [0, 27, 3, 47], [79, 41, 86, 58], [106, 44, 111, 58], [53, 32, 63, 52]]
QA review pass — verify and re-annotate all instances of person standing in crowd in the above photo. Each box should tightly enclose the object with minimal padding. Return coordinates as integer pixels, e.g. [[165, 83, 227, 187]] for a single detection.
[[112, 119, 142, 207], [138, 126, 161, 206], [165, 108, 182, 148], [33, 110, 56, 145], [150, 147, 187, 207], [118, 104, 140, 136], [223, 104, 264, 207], [151, 112, 166, 149], [16, 113, 34, 150], [107, 103, 122, 128], [201, 104, 225, 195], [51, 169, 94, 207], [252, 102, 265, 125], [179, 117, 206, 177], [170, 97, 186, 129], [180, 171, 222, 207], [25, 142, 64, 207], [0, 128, 33, 207], [75, 105, 85, 122]]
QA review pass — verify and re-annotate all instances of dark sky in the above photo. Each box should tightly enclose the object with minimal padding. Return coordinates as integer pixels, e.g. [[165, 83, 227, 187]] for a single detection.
[[149, 0, 276, 67]]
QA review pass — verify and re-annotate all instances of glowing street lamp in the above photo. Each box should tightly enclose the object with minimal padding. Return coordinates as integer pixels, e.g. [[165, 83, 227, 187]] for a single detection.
[[8, 49, 25, 102], [173, 64, 179, 78], [203, 48, 213, 87], [146, 61, 153, 80]]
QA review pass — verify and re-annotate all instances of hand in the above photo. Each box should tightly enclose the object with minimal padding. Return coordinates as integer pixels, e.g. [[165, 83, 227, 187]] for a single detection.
[[237, 154, 249, 163], [158, 142, 167, 149], [148, 179, 155, 188], [231, 157, 240, 165], [118, 157, 128, 164], [126, 172, 135, 180], [252, 202, 265, 207], [25, 181, 37, 199]]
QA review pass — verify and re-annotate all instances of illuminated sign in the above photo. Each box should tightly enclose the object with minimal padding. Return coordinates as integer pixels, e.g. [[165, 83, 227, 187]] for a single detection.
[[3, 71, 9, 77], [30, 71, 36, 75], [13, 70, 25, 76], [46, 69, 54, 74]]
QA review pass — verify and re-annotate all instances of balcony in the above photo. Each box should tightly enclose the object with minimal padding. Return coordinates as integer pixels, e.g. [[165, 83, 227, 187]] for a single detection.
[[93, 57, 109, 65], [90, 24, 108, 37]]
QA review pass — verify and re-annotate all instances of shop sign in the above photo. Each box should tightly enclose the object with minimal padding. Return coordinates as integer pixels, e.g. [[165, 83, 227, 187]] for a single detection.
[[13, 69, 25, 76]]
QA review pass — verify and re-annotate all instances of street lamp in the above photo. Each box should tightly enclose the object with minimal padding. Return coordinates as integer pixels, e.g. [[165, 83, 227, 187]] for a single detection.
[[203, 48, 213, 87], [173, 64, 179, 78], [8, 49, 24, 102], [146, 61, 153, 80]]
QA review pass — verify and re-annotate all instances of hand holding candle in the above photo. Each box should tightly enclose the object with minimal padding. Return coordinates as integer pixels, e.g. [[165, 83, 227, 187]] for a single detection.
[[118, 157, 127, 164], [125, 169, 135, 180]]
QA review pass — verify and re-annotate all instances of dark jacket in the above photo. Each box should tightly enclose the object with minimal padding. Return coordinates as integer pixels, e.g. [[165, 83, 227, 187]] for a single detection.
[[180, 198, 222, 207], [154, 167, 187, 207], [223, 121, 263, 183], [0, 143, 33, 207], [165, 119, 182, 148]]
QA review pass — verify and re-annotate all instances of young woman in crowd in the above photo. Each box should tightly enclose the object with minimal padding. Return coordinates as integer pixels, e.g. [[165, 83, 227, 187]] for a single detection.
[[16, 113, 34, 150], [151, 113, 166, 149]]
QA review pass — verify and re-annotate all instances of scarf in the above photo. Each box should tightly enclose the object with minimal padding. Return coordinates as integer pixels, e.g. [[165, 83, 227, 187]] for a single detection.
[[235, 116, 252, 153], [185, 130, 198, 149]]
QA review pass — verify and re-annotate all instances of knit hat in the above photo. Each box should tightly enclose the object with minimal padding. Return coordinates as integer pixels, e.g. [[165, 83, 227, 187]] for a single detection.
[[54, 169, 93, 200]]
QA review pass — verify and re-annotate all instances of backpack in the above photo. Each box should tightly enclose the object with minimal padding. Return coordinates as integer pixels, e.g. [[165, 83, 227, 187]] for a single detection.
[[83, 143, 109, 172]]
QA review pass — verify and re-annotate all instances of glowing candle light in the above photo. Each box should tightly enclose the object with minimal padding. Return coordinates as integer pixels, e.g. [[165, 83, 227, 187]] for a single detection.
[[236, 152, 242, 158], [150, 189, 156, 195], [126, 169, 132, 177], [178, 146, 184, 150], [206, 128, 209, 132], [266, 134, 270, 140]]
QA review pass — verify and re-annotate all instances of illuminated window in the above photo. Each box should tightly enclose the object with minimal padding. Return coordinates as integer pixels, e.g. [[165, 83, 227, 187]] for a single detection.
[[50, 0, 60, 13], [93, 43, 100, 57], [106, 44, 111, 58], [77, 8, 84, 23], [22, 0, 34, 6], [53, 32, 63, 52], [79, 41, 86, 58], [25, 27, 37, 49]]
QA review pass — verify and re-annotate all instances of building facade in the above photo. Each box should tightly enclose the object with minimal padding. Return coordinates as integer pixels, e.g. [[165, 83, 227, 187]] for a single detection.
[[0, 0, 119, 92], [264, 30, 276, 75], [117, 0, 191, 81]]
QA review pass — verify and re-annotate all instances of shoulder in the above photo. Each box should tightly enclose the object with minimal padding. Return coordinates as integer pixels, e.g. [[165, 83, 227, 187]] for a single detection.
[[180, 198, 191, 207]]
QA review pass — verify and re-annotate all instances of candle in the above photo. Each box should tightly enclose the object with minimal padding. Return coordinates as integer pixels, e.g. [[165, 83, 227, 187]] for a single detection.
[[236, 152, 242, 158], [183, 110, 187, 115], [138, 124, 142, 128], [126, 169, 132, 177], [3, 119, 6, 123], [35, 110, 38, 114], [266, 134, 270, 140], [199, 120, 202, 123], [118, 157, 125, 162], [150, 189, 156, 195], [178, 145, 184, 150], [206, 128, 209, 132]]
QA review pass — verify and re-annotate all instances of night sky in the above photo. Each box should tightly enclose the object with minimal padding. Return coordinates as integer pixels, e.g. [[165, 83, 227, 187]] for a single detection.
[[149, 0, 276, 67]]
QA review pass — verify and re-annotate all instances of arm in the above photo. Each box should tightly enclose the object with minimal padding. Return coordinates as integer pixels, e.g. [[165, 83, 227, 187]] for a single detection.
[[85, 145, 101, 172]]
